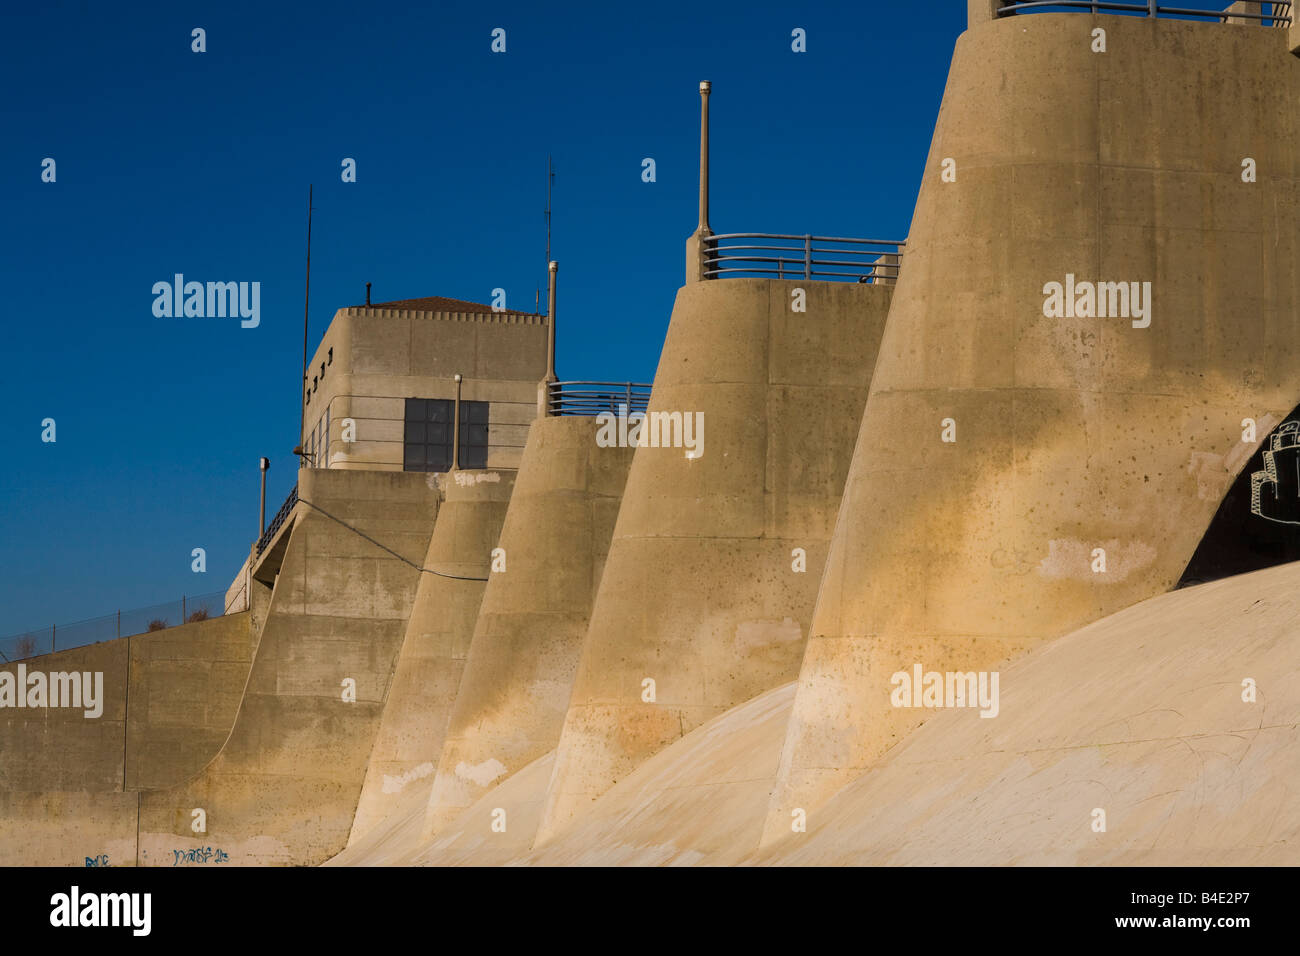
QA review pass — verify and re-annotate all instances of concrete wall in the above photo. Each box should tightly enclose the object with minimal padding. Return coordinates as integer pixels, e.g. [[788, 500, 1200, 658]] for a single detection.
[[348, 468, 515, 844], [305, 306, 546, 472], [761, 12, 1300, 843], [136, 468, 440, 866], [125, 612, 257, 790], [0, 612, 253, 865], [535, 277, 892, 843], [421, 416, 633, 838]]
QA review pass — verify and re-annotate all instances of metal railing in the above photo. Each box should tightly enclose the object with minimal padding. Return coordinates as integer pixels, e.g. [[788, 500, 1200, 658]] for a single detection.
[[0, 590, 230, 664], [257, 483, 298, 554], [547, 381, 653, 416], [997, 1, 1291, 25], [702, 233, 905, 283]]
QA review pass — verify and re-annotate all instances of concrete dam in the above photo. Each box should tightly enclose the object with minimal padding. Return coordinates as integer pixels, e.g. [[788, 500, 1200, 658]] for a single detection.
[[3, 0, 1299, 868]]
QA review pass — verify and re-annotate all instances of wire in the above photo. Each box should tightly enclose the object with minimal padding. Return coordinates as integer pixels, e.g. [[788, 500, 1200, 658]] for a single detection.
[[296, 496, 490, 581]]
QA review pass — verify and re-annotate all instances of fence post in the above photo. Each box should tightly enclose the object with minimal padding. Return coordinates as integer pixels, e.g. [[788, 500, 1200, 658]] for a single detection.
[[117, 610, 120, 639], [804, 235, 812, 280], [51, 624, 56, 653], [626, 382, 632, 412], [1149, 0, 1156, 15]]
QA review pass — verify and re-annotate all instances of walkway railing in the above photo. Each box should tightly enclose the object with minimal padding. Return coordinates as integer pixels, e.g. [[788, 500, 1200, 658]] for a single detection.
[[0, 590, 229, 664], [702, 234, 905, 283], [547, 381, 653, 416], [997, 1, 1291, 25], [257, 483, 298, 554]]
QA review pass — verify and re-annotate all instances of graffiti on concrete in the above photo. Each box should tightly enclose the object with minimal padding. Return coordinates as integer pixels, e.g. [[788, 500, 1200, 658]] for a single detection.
[[171, 846, 229, 866]]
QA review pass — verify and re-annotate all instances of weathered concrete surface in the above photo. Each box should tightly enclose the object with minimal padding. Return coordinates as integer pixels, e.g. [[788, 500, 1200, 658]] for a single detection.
[[421, 416, 633, 839], [136, 468, 439, 866], [332, 560, 1300, 866], [328, 752, 554, 867], [307, 304, 546, 472], [333, 684, 789, 866], [762, 13, 1300, 843], [536, 278, 892, 843], [0, 612, 253, 865], [348, 468, 515, 845], [757, 561, 1300, 865], [125, 612, 258, 791]]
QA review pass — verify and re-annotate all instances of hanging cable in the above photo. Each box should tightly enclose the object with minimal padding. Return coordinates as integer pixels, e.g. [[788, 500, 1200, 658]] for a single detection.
[[296, 496, 490, 582]]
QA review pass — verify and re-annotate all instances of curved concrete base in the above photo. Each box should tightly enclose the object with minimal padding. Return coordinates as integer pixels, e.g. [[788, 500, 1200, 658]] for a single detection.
[[762, 12, 1300, 842], [332, 560, 1300, 866], [421, 417, 633, 839], [137, 469, 440, 866], [536, 278, 892, 844], [348, 469, 515, 844]]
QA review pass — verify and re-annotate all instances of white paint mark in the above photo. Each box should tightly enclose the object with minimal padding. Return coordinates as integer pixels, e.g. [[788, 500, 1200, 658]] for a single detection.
[[455, 758, 507, 787], [381, 762, 435, 794]]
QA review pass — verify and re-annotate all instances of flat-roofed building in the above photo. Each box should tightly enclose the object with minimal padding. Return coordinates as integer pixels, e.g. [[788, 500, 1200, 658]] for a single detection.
[[300, 295, 548, 472]]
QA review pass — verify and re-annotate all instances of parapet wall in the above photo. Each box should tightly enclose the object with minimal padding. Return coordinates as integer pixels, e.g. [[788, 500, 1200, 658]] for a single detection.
[[536, 277, 893, 843], [763, 11, 1300, 842], [0, 612, 253, 865]]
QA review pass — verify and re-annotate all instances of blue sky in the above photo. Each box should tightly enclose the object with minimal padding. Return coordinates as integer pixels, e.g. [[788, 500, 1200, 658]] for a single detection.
[[0, 0, 958, 635]]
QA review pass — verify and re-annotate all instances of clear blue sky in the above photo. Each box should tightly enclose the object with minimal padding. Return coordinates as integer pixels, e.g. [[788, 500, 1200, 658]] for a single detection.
[[0, 0, 959, 635]]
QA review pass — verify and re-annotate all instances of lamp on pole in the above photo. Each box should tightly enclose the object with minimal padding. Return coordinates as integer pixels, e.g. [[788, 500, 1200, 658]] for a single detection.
[[258, 457, 270, 538]]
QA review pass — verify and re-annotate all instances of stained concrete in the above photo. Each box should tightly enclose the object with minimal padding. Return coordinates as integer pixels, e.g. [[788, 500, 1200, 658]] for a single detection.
[[0, 612, 253, 865], [761, 11, 1300, 844], [421, 416, 633, 839], [536, 277, 892, 844], [348, 468, 515, 845], [136, 468, 439, 866], [333, 560, 1300, 866]]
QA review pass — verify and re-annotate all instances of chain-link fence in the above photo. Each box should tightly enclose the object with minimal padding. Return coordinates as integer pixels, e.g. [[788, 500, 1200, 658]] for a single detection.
[[0, 590, 230, 663]]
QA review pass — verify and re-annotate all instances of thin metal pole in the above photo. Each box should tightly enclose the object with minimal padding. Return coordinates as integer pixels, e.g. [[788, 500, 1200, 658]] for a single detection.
[[1149, 0, 1156, 15], [182, 596, 186, 623], [299, 185, 313, 462], [698, 82, 711, 232], [545, 155, 554, 275], [804, 236, 812, 280], [122, 635, 130, 791], [117, 610, 120, 639], [51, 623, 55, 652], [259, 457, 269, 538], [546, 261, 558, 380], [452, 374, 463, 470]]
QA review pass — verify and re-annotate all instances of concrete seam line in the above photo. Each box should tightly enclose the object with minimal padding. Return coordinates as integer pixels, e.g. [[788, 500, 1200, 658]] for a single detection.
[[297, 496, 489, 582]]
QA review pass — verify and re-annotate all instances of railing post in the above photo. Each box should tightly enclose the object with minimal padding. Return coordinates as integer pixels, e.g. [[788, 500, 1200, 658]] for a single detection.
[[804, 236, 812, 280], [538, 261, 558, 418], [698, 82, 711, 234], [626, 382, 632, 412], [182, 596, 186, 623], [51, 624, 55, 653], [117, 610, 120, 640], [686, 81, 713, 283], [1149, 0, 1156, 15]]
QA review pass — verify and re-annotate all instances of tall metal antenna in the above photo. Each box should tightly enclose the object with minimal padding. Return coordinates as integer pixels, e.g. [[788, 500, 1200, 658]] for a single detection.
[[299, 184, 313, 460], [544, 155, 554, 310]]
